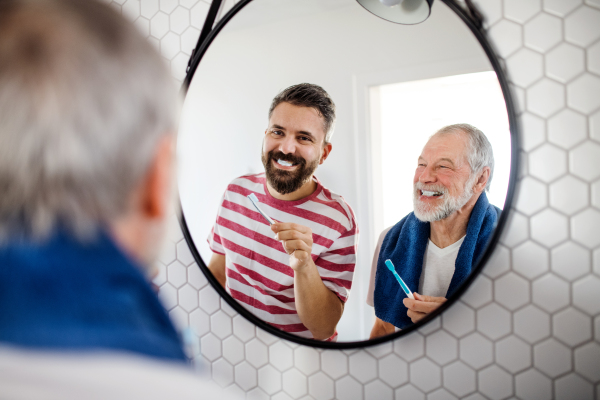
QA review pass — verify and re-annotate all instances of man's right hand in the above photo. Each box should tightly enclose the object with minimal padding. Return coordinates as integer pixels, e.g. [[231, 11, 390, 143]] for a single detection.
[[207, 253, 226, 288], [370, 316, 395, 339]]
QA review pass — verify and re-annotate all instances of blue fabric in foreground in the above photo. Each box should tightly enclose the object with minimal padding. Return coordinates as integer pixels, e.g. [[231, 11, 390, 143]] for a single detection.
[[0, 230, 186, 362], [374, 193, 500, 329]]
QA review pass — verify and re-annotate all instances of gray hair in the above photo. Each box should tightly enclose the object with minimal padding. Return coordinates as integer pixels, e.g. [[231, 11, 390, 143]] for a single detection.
[[0, 0, 179, 241], [435, 123, 494, 191], [268, 83, 336, 144]]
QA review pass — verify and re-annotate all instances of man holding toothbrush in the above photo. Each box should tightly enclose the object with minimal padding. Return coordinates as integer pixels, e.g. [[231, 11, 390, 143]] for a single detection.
[[207, 84, 358, 341], [368, 124, 500, 339]]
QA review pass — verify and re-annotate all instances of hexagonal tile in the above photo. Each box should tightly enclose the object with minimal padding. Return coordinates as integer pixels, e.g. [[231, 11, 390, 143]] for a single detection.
[[441, 302, 475, 338], [461, 275, 493, 308], [483, 244, 511, 278], [188, 263, 207, 290], [524, 12, 563, 53], [520, 112, 546, 151], [478, 365, 513, 399], [395, 384, 425, 400], [246, 338, 268, 368], [515, 177, 548, 215], [442, 361, 476, 397], [546, 44, 585, 84], [321, 350, 348, 379], [157, 282, 177, 310], [488, 20, 523, 58], [554, 308, 592, 346], [212, 358, 234, 388], [168, 306, 187, 331], [158, 239, 176, 266], [181, 26, 201, 55], [292, 347, 319, 376], [496, 335, 532, 373], [335, 376, 363, 400], [200, 333, 221, 361], [410, 358, 441, 393], [555, 373, 594, 399], [512, 241, 549, 279], [574, 342, 600, 381], [529, 144, 567, 183], [573, 275, 600, 315], [425, 331, 458, 366], [160, 32, 180, 60], [527, 79, 566, 118], [543, 0, 583, 16], [550, 241, 591, 280], [282, 369, 307, 398], [175, 240, 194, 266], [167, 260, 187, 288], [158, 0, 177, 13], [308, 372, 334, 400], [222, 336, 244, 366], [377, 354, 407, 388], [149, 11, 169, 39], [190, 1, 210, 29], [170, 52, 189, 81], [178, 284, 199, 312], [565, 6, 600, 46], [189, 308, 209, 337], [460, 333, 494, 369], [550, 176, 589, 217], [568, 74, 600, 114], [258, 365, 281, 395], [269, 342, 293, 372], [506, 49, 544, 88], [514, 305, 551, 343], [477, 303, 512, 340], [169, 6, 190, 35], [591, 111, 600, 142], [365, 342, 392, 358], [595, 248, 600, 275], [471, 0, 503, 26], [199, 286, 221, 314], [232, 315, 255, 342], [256, 328, 278, 345], [494, 272, 531, 310], [570, 142, 600, 184], [364, 380, 393, 400], [531, 209, 569, 247], [548, 109, 588, 150], [223, 384, 245, 399], [589, 41, 600, 76], [140, 0, 159, 19], [505, 0, 542, 23], [428, 389, 458, 400], [515, 368, 552, 400], [247, 387, 269, 400], [533, 273, 570, 313], [572, 208, 600, 248], [534, 339, 572, 377], [121, 0, 140, 21], [210, 310, 232, 339], [349, 352, 377, 384], [393, 332, 424, 362], [235, 361, 257, 391]]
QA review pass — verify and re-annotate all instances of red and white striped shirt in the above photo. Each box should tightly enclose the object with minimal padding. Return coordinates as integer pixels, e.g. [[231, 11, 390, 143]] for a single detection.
[[208, 173, 358, 339]]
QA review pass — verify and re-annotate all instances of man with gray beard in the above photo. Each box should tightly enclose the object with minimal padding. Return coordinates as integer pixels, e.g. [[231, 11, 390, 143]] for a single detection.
[[367, 124, 500, 338]]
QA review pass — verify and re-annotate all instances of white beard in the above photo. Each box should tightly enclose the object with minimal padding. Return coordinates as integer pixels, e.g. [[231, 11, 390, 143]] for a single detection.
[[413, 175, 477, 222]]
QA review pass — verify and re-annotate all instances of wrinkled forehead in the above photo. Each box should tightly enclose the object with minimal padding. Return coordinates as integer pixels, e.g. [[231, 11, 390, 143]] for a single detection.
[[421, 131, 470, 166]]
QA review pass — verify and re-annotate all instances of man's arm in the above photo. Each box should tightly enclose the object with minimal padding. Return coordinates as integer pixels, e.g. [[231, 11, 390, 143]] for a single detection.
[[271, 222, 344, 340], [403, 293, 446, 323], [207, 253, 226, 288], [370, 316, 395, 339]]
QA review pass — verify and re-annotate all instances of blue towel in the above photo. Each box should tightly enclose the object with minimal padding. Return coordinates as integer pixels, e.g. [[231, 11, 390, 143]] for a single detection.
[[0, 229, 187, 362], [374, 193, 500, 329]]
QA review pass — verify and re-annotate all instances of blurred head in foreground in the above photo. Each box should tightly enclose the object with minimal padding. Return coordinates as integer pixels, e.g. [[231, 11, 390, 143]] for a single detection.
[[0, 0, 178, 269]]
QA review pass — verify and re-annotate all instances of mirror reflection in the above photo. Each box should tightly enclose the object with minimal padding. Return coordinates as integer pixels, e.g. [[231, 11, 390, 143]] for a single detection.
[[178, 0, 511, 342]]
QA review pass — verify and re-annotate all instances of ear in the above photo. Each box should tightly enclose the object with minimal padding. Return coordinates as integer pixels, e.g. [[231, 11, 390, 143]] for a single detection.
[[474, 167, 490, 193], [140, 134, 175, 219], [319, 142, 333, 165]]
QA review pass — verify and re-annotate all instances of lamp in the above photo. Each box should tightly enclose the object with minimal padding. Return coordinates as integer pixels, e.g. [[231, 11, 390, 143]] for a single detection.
[[356, 0, 434, 25]]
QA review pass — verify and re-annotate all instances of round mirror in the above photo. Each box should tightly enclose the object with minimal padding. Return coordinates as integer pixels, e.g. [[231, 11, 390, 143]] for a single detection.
[[178, 0, 518, 347]]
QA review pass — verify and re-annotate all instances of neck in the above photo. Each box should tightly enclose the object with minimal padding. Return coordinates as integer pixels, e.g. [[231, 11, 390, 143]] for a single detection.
[[267, 176, 317, 201], [429, 192, 481, 248]]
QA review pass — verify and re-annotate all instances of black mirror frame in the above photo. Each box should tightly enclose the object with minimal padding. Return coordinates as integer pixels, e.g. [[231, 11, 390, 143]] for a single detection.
[[177, 0, 520, 349]]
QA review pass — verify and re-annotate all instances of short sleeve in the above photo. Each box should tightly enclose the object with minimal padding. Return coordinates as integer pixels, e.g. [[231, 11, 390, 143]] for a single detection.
[[366, 227, 393, 307], [206, 194, 226, 255]]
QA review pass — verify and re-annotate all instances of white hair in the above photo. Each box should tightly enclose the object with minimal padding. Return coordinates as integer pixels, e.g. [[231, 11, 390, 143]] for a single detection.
[[435, 123, 495, 191], [0, 0, 180, 241]]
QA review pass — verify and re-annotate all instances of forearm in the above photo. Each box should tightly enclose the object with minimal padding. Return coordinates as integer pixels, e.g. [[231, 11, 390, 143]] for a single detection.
[[294, 260, 343, 340], [370, 317, 395, 339], [207, 253, 226, 288]]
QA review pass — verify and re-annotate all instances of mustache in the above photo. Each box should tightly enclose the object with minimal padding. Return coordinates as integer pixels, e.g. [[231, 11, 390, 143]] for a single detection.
[[414, 182, 447, 194], [267, 150, 306, 166]]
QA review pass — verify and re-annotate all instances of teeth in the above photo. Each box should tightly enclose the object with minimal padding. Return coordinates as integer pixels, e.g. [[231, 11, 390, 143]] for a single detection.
[[422, 190, 442, 197], [277, 159, 293, 167]]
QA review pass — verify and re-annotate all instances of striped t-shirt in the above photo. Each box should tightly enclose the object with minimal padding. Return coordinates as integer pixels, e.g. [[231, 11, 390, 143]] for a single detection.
[[207, 173, 358, 339]]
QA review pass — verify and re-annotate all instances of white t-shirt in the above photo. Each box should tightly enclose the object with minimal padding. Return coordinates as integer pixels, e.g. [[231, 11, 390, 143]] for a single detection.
[[366, 227, 465, 306]]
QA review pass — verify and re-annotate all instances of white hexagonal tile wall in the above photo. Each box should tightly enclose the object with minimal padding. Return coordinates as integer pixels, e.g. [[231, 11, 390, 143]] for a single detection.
[[550, 241, 591, 280], [520, 112, 546, 151], [334, 376, 363, 400], [190, 1, 210, 29], [527, 79, 566, 118], [564, 6, 600, 47], [532, 273, 570, 312], [282, 369, 308, 398], [321, 351, 348, 380], [494, 272, 531, 310], [524, 13, 563, 53], [269, 342, 294, 372], [223, 335, 244, 365], [459, 333, 494, 369], [488, 20, 523, 57], [167, 260, 187, 288], [546, 43, 585, 83], [553, 307, 592, 346], [235, 361, 257, 391], [158, 282, 177, 310], [426, 331, 458, 366], [574, 342, 600, 382], [212, 358, 234, 387], [571, 208, 600, 248], [410, 358, 441, 393], [513, 305, 551, 343], [178, 284, 199, 312], [246, 338, 269, 369], [478, 365, 514, 399], [294, 347, 320, 376], [378, 354, 408, 388], [554, 373, 594, 400], [505, 0, 542, 23], [393, 332, 425, 362], [549, 175, 589, 216], [308, 372, 334, 400], [149, 11, 169, 39], [572, 275, 600, 314], [140, 0, 159, 19], [349, 352, 377, 384], [548, 109, 587, 150], [533, 338, 572, 377], [199, 286, 221, 314], [530, 209, 569, 247], [506, 49, 544, 88], [364, 380, 393, 400], [567, 74, 600, 114], [441, 302, 475, 338], [496, 335, 532, 373], [442, 361, 476, 398], [258, 365, 281, 395], [515, 177, 548, 215], [589, 40, 600, 76], [169, 6, 190, 35], [512, 241, 549, 279], [461, 275, 493, 308], [515, 368, 552, 400]]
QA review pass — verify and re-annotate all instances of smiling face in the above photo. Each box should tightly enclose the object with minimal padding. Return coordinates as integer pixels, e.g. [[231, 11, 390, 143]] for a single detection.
[[261, 102, 331, 195], [413, 132, 477, 222]]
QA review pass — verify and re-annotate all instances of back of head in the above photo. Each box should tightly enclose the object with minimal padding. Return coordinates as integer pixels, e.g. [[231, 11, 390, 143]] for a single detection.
[[268, 83, 336, 144], [434, 123, 495, 191], [0, 0, 178, 242]]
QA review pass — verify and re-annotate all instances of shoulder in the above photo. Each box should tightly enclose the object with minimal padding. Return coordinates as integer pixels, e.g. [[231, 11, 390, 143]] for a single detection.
[[317, 184, 358, 231], [225, 173, 266, 193]]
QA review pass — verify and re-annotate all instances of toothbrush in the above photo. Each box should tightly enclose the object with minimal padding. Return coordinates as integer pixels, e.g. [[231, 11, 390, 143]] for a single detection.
[[385, 259, 415, 300], [247, 193, 275, 225]]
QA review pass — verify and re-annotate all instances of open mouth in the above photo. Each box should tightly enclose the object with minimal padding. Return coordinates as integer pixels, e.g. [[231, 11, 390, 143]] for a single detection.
[[420, 190, 443, 197], [275, 159, 298, 168]]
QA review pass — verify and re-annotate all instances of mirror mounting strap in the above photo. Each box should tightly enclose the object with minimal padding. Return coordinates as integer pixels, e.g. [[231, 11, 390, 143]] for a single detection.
[[459, 0, 484, 30]]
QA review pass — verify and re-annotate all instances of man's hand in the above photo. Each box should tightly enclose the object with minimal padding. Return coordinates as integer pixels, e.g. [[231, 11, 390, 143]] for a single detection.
[[271, 223, 313, 271], [403, 293, 446, 323]]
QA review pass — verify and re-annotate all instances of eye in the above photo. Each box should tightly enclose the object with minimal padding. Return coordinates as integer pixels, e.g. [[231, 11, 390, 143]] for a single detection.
[[299, 136, 313, 142], [272, 129, 283, 136]]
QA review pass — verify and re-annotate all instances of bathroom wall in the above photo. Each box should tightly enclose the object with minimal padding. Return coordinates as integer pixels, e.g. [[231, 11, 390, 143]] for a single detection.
[[109, 0, 600, 398]]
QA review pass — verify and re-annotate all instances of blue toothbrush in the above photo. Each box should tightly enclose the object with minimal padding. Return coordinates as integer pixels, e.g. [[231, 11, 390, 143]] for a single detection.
[[385, 259, 415, 300]]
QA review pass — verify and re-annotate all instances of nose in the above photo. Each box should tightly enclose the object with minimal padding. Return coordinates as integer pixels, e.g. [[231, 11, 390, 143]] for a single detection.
[[279, 135, 296, 155], [418, 164, 436, 184]]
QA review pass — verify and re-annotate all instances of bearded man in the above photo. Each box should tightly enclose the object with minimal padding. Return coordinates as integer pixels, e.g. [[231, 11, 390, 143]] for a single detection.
[[207, 84, 358, 341], [368, 124, 500, 339]]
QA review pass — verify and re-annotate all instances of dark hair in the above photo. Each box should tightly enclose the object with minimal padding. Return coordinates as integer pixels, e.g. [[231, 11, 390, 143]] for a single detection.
[[268, 83, 336, 144]]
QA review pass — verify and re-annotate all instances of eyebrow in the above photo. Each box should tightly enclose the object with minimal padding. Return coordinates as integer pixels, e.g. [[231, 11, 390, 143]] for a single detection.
[[270, 124, 316, 139]]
